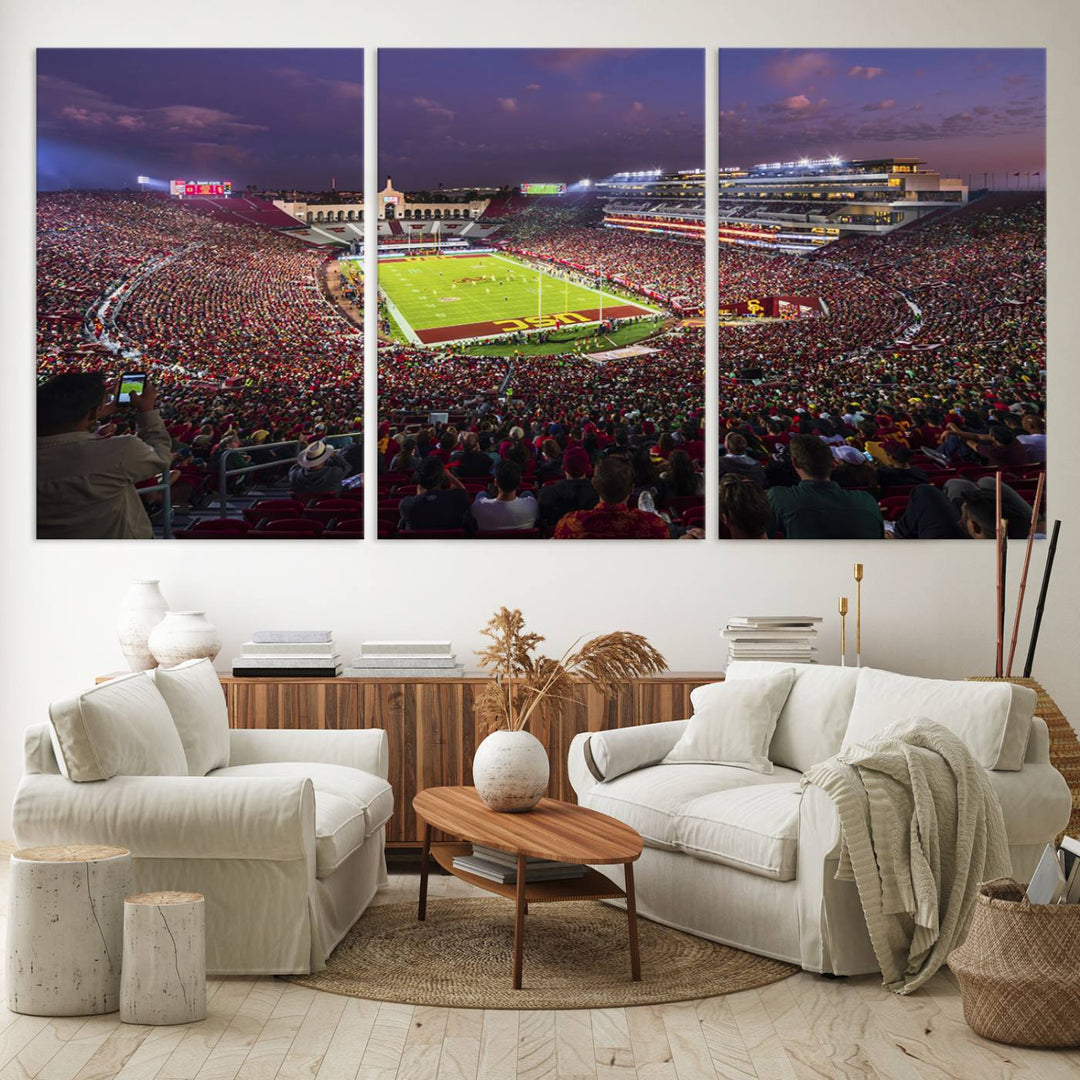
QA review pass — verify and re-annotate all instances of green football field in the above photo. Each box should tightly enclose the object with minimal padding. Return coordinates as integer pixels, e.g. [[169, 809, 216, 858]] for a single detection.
[[376, 252, 659, 346]]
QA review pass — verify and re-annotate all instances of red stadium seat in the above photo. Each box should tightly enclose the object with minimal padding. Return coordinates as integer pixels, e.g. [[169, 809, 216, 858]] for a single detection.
[[175, 518, 250, 538], [253, 518, 325, 537], [302, 499, 363, 526], [326, 517, 365, 538], [243, 498, 304, 528], [397, 529, 467, 539]]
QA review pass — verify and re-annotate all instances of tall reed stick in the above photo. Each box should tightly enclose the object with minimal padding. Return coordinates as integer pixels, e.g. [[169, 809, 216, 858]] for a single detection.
[[838, 596, 849, 667], [995, 473, 1004, 677], [1023, 519, 1061, 679], [1006, 471, 1045, 677]]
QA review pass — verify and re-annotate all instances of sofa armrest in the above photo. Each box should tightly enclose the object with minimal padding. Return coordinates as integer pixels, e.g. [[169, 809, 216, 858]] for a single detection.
[[12, 773, 315, 862], [228, 728, 389, 780], [23, 723, 61, 775], [1025, 717, 1051, 764], [568, 720, 688, 799]]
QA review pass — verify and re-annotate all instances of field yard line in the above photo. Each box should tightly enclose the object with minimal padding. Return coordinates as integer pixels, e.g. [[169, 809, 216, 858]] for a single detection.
[[487, 252, 662, 315], [379, 287, 422, 346]]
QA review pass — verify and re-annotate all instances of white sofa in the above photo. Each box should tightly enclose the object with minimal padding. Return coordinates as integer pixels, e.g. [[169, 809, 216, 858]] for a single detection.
[[11, 661, 392, 975], [568, 663, 1072, 976]]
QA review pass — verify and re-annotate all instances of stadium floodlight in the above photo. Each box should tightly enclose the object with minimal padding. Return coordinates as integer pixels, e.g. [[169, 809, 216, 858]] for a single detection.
[[137, 175, 150, 184], [829, 155, 841, 165], [579, 178, 591, 187]]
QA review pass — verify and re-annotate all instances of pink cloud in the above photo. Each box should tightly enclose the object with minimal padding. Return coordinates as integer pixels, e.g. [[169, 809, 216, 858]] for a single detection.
[[848, 65, 885, 80], [497, 97, 518, 113], [412, 96, 454, 121], [766, 51, 836, 86]]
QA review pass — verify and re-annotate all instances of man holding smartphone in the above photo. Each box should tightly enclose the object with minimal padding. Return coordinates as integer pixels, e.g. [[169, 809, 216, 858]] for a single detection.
[[37, 371, 173, 539]]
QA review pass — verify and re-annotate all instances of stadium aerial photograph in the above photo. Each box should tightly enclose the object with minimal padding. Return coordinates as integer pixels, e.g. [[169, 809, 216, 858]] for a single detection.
[[715, 48, 1047, 541], [376, 48, 706, 540], [36, 48, 366, 540]]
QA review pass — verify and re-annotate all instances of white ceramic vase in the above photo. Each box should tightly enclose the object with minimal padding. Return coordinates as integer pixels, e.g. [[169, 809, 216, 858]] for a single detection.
[[148, 611, 222, 669], [472, 729, 550, 812], [116, 580, 169, 671]]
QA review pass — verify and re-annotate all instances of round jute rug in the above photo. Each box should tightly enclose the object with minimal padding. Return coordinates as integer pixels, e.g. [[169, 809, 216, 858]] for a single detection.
[[287, 898, 797, 1009]]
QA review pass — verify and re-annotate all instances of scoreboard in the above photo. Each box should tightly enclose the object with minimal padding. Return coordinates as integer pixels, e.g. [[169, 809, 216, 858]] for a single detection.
[[170, 179, 233, 197], [521, 182, 566, 196]]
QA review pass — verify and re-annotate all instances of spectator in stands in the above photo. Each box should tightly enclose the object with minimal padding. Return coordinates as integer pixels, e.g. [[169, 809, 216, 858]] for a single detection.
[[450, 432, 495, 478], [554, 456, 669, 539], [390, 437, 417, 475], [659, 449, 703, 497], [718, 475, 770, 540], [398, 456, 470, 533], [538, 447, 598, 535], [1018, 414, 1046, 462], [37, 372, 172, 539], [892, 477, 1034, 540], [874, 445, 929, 489], [288, 441, 351, 496], [767, 435, 884, 539], [471, 461, 539, 532], [716, 433, 766, 487]]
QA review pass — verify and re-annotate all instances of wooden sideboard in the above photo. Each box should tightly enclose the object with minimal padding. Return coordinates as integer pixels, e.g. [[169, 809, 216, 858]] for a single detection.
[[220, 671, 721, 848]]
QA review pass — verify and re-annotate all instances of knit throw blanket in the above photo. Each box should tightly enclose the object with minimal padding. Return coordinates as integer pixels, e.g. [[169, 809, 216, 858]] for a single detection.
[[802, 718, 1011, 994]]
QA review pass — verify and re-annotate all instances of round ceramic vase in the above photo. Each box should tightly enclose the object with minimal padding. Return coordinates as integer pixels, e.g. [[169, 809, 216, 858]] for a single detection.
[[148, 611, 222, 669], [472, 729, 550, 812], [116, 580, 169, 671]]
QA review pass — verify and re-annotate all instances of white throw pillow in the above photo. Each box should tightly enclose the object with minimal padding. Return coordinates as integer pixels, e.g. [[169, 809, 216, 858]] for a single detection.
[[663, 670, 796, 774], [842, 668, 1036, 771], [724, 661, 860, 772], [150, 658, 231, 775], [49, 672, 188, 782]]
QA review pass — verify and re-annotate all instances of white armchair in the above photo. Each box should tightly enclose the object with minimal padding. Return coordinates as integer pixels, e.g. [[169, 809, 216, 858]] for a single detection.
[[12, 665, 392, 975]]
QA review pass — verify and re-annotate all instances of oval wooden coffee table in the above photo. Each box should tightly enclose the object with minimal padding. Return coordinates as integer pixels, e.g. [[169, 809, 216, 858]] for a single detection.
[[413, 786, 643, 990]]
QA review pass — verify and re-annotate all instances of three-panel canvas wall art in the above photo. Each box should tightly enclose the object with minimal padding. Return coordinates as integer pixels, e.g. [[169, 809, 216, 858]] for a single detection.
[[35, 48, 1046, 541]]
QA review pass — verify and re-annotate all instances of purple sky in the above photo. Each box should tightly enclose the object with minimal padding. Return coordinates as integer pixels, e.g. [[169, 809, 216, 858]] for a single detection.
[[378, 49, 704, 190], [721, 49, 1046, 180], [37, 49, 363, 191]]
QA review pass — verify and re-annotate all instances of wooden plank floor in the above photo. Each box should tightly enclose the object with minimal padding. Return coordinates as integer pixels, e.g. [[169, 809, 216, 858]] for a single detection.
[[1, 854, 1077, 1080]]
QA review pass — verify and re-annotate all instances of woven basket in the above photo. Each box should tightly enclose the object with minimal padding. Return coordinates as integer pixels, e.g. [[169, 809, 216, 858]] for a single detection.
[[949, 879, 1080, 1047]]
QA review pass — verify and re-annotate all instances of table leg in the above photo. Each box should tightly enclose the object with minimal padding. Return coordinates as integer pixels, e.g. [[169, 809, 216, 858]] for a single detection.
[[512, 852, 527, 989], [625, 861, 641, 981], [417, 822, 432, 922]]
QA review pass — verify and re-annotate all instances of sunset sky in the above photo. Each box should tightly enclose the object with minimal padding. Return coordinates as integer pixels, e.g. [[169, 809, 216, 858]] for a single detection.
[[378, 49, 704, 190], [721, 49, 1046, 181], [37, 49, 363, 191]]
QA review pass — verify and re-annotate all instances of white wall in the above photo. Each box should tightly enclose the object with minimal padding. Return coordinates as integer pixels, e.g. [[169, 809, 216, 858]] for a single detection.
[[2, 0, 1077, 836]]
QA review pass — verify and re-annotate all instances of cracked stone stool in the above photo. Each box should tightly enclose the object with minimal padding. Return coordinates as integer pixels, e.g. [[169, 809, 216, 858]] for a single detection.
[[120, 891, 207, 1025], [7, 844, 132, 1015]]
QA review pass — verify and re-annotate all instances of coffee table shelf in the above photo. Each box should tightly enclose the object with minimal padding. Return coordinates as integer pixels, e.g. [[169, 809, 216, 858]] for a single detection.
[[430, 842, 627, 903], [414, 786, 642, 989]]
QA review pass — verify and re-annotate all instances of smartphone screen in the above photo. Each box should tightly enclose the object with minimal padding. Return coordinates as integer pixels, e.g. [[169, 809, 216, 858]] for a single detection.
[[116, 373, 146, 405]]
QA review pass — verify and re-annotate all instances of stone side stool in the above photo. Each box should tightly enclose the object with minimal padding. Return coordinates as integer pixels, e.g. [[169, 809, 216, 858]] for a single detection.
[[7, 844, 132, 1015], [120, 891, 207, 1025]]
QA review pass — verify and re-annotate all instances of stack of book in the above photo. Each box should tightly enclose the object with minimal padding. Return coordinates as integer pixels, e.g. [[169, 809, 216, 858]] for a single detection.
[[344, 640, 464, 679], [452, 844, 587, 885], [1027, 836, 1080, 904], [232, 631, 341, 677], [723, 616, 822, 665]]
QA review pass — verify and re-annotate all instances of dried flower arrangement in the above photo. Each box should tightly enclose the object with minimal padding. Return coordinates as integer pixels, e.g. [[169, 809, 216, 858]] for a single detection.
[[475, 607, 667, 733]]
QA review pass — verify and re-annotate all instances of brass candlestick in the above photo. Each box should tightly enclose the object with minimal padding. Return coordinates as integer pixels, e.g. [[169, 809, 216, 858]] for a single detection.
[[838, 596, 849, 667], [853, 563, 864, 668]]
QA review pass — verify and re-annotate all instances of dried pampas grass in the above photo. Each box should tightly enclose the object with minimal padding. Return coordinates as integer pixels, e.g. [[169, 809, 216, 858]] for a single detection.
[[475, 607, 666, 734]]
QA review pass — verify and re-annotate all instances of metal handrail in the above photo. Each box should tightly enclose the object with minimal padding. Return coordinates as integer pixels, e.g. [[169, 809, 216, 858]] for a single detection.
[[136, 469, 174, 539], [216, 432, 363, 518]]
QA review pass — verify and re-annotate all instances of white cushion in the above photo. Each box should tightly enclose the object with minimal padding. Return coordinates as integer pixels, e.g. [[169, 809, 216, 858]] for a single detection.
[[586, 720, 688, 781], [211, 762, 394, 838], [678, 783, 802, 881], [48, 672, 187, 782], [725, 661, 859, 772], [311, 792, 368, 878], [843, 668, 1036, 771], [583, 762, 802, 851], [663, 670, 795, 774], [149, 659, 230, 775]]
